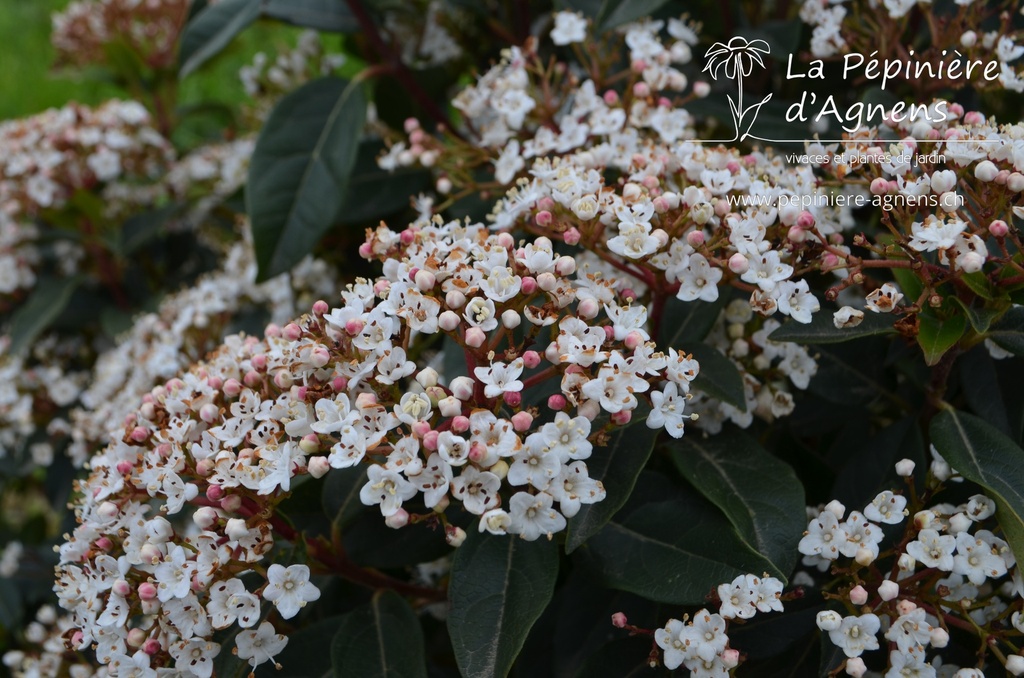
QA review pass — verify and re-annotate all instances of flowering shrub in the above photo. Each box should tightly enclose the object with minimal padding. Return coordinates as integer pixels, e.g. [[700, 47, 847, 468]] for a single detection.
[[3, 0, 1024, 676]]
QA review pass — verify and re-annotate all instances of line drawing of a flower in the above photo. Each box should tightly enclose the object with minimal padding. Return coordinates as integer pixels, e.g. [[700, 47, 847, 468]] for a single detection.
[[703, 36, 773, 141]]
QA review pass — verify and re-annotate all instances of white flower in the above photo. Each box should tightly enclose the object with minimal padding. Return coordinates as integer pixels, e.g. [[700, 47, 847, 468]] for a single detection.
[[863, 491, 907, 525], [451, 466, 502, 514], [262, 564, 321, 619], [507, 491, 566, 540], [647, 382, 688, 438], [359, 465, 418, 517], [676, 254, 722, 302], [235, 621, 288, 670], [884, 649, 936, 678], [798, 510, 842, 560], [833, 306, 864, 328], [741, 250, 794, 292], [681, 609, 728, 662], [828, 614, 881, 658], [551, 11, 587, 45], [207, 579, 260, 629], [655, 618, 692, 669], [906, 529, 956, 571], [885, 608, 933, 654], [718, 574, 757, 619], [865, 283, 903, 313], [474, 358, 525, 399], [547, 461, 605, 517], [169, 639, 220, 678], [775, 279, 819, 324], [953, 530, 1009, 584]]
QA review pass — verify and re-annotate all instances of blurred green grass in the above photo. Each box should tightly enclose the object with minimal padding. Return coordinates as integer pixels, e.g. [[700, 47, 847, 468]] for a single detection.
[[0, 0, 119, 120], [0, 0, 313, 134]]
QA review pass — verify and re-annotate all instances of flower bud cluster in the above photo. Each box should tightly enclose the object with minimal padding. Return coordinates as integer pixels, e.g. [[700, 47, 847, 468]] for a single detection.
[[798, 455, 1022, 676]]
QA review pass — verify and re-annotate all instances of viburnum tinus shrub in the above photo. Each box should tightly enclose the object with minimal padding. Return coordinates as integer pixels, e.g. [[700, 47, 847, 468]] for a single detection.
[[8, 0, 1024, 676]]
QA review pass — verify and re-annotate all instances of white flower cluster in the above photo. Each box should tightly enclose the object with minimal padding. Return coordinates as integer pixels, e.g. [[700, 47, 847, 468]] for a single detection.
[[164, 137, 255, 227], [691, 300, 818, 434], [0, 100, 173, 217], [51, 0, 189, 70], [799, 457, 1023, 676], [656, 573, 785, 676], [383, 0, 462, 67], [52, 214, 702, 674], [239, 30, 346, 120], [0, 211, 37, 297]]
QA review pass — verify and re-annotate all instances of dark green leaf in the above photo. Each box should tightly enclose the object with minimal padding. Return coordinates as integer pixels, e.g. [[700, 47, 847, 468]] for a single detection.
[[179, 0, 261, 78], [554, 0, 603, 18], [958, 346, 1011, 436], [270, 616, 344, 677], [986, 306, 1024, 356], [0, 578, 21, 630], [336, 140, 430, 225], [331, 591, 427, 678], [830, 416, 924, 509], [248, 77, 366, 280], [120, 204, 180, 255], [931, 409, 1024, 565], [891, 267, 924, 310], [323, 466, 366, 534], [808, 340, 900, 407], [580, 495, 777, 605], [264, 0, 358, 32], [656, 296, 725, 349], [343, 514, 450, 568], [949, 298, 1001, 334], [6, 276, 83, 355], [575, 636, 661, 678], [690, 342, 747, 411], [565, 417, 659, 553], [671, 428, 805, 579], [917, 313, 966, 366], [448, 530, 558, 678], [961, 271, 996, 300], [598, 0, 671, 30], [768, 310, 897, 344]]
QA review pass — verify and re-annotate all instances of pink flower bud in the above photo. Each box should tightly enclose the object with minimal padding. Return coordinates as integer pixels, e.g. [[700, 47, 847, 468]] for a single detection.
[[521, 276, 538, 294], [869, 177, 890, 195], [990, 220, 1009, 237], [127, 628, 147, 648], [715, 199, 730, 216], [686, 230, 705, 247], [308, 456, 331, 479], [728, 253, 749, 274], [199, 403, 220, 424], [138, 582, 158, 601], [386, 509, 410, 529], [142, 639, 162, 655], [562, 227, 581, 245], [450, 377, 475, 401], [511, 411, 533, 431], [95, 537, 113, 551], [273, 370, 293, 390], [310, 345, 331, 368], [849, 585, 868, 605], [555, 255, 576, 276], [404, 117, 420, 133], [503, 391, 522, 408], [896, 599, 917, 616], [358, 242, 373, 258], [465, 327, 487, 348], [787, 225, 806, 243], [451, 415, 470, 433], [220, 495, 242, 512], [299, 434, 320, 454], [497, 232, 515, 249], [611, 612, 628, 628], [624, 331, 644, 350], [963, 111, 985, 125], [535, 210, 553, 227], [796, 211, 815, 229], [578, 298, 600, 319], [603, 89, 619, 105], [223, 378, 241, 397], [411, 420, 431, 438], [439, 311, 461, 332], [116, 461, 134, 475], [521, 350, 541, 369], [415, 269, 436, 291], [422, 430, 440, 451], [130, 426, 149, 443], [632, 82, 650, 97], [546, 394, 567, 411], [332, 376, 348, 392], [610, 410, 632, 425], [822, 253, 840, 269], [603, 326, 615, 342], [721, 649, 740, 669], [283, 323, 302, 341]]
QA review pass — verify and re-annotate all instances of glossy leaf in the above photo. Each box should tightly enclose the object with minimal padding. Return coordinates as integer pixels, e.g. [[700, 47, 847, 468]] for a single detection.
[[931, 409, 1024, 565], [331, 591, 427, 678], [598, 0, 672, 30], [958, 347, 1011, 436], [961, 271, 996, 300], [565, 417, 659, 553], [264, 0, 358, 32], [6, 276, 83, 355], [769, 310, 897, 344], [657, 296, 726, 349], [580, 495, 777, 604], [248, 77, 366, 280], [179, 0, 261, 78], [689, 342, 747, 411], [917, 313, 966, 366], [448, 530, 558, 678], [322, 465, 366, 534], [987, 305, 1024, 356], [671, 428, 805, 579], [274, 616, 344, 677], [949, 297, 1002, 334]]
